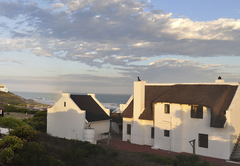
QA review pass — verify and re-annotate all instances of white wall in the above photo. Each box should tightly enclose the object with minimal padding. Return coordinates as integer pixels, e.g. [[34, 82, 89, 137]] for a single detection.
[[122, 117, 154, 146], [111, 122, 120, 133], [90, 120, 110, 140], [131, 81, 146, 145], [122, 118, 133, 142], [228, 85, 240, 154], [47, 93, 86, 141], [0, 87, 8, 93], [141, 120, 154, 146], [153, 102, 232, 159]]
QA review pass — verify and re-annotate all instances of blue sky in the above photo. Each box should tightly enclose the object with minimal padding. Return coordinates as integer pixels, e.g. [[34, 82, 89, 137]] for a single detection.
[[0, 0, 240, 94]]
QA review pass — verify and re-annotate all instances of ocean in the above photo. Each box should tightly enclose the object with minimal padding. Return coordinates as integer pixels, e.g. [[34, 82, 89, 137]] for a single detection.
[[12, 91, 131, 110]]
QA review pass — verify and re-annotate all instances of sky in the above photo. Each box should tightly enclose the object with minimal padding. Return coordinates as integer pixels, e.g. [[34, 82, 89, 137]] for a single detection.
[[0, 0, 240, 94]]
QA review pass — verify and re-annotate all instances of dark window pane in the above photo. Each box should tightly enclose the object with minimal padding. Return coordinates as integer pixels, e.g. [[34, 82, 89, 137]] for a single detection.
[[151, 127, 154, 139], [127, 124, 131, 135], [199, 133, 208, 148], [191, 105, 203, 119], [164, 130, 170, 137], [165, 104, 170, 114]]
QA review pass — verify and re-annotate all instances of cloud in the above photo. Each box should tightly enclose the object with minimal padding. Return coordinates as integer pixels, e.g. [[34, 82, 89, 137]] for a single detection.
[[1, 57, 239, 94], [0, 58, 24, 65], [52, 3, 64, 10], [1, 76, 62, 93], [117, 58, 240, 83], [0, 0, 240, 68]]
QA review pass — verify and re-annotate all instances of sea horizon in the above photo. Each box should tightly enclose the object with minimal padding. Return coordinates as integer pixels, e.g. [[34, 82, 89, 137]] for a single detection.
[[12, 91, 131, 110]]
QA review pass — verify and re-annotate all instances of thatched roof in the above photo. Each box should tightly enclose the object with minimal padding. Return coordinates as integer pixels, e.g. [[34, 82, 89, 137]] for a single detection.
[[110, 113, 123, 123], [123, 84, 238, 128], [139, 86, 172, 120], [70, 95, 110, 122], [121, 99, 134, 118]]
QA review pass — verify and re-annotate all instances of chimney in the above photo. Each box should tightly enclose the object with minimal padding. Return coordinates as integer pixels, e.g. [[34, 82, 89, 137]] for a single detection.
[[133, 80, 146, 120], [215, 76, 224, 83], [130, 80, 146, 145]]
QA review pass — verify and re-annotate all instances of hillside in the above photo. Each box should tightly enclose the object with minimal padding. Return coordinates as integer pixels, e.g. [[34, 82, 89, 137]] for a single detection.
[[0, 91, 42, 106]]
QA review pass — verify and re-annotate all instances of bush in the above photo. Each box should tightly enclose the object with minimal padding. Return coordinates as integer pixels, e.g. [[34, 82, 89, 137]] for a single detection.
[[23, 111, 47, 132], [0, 117, 30, 129], [34, 111, 47, 118], [140, 152, 173, 165], [70, 140, 106, 156], [61, 148, 88, 165], [0, 147, 14, 164], [0, 135, 25, 151], [11, 142, 65, 166], [9, 126, 37, 141], [0, 136, 25, 164], [3, 105, 35, 114], [173, 154, 212, 166]]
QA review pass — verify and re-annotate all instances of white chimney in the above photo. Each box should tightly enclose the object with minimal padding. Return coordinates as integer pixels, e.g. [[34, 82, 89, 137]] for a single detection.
[[215, 76, 224, 83], [131, 80, 146, 145]]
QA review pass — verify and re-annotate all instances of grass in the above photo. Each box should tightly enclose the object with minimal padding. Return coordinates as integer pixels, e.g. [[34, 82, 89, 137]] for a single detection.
[[4, 113, 33, 120]]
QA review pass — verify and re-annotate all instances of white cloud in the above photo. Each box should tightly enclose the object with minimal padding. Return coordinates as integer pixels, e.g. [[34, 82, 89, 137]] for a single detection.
[[53, 3, 64, 10], [0, 0, 240, 67], [118, 58, 239, 83]]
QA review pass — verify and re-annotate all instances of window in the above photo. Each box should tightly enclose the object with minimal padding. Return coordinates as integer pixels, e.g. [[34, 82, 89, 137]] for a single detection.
[[64, 102, 66, 107], [164, 130, 170, 137], [199, 133, 208, 148], [164, 104, 170, 114], [191, 105, 203, 119], [151, 127, 154, 139], [127, 124, 131, 135]]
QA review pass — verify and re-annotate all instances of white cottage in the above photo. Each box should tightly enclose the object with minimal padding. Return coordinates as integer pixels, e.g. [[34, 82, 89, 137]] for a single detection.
[[121, 78, 240, 160], [0, 83, 8, 93], [47, 93, 110, 144]]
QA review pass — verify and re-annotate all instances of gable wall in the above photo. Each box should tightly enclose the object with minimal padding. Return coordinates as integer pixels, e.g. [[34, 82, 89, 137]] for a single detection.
[[47, 93, 85, 141], [90, 120, 110, 141], [122, 118, 133, 142], [122, 117, 154, 146], [228, 85, 240, 153]]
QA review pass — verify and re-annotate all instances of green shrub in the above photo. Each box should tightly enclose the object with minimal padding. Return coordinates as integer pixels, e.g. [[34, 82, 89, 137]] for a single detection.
[[80, 141, 107, 156], [140, 152, 173, 165], [11, 142, 65, 166], [173, 154, 211, 166], [9, 126, 37, 141], [0, 136, 25, 164], [34, 111, 47, 118], [0, 147, 14, 164], [0, 135, 25, 151], [23, 111, 47, 132], [0, 117, 30, 129], [3, 105, 36, 114], [61, 148, 88, 165]]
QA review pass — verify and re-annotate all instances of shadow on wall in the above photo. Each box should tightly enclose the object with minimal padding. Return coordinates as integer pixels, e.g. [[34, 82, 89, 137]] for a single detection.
[[47, 109, 85, 141], [157, 109, 237, 159]]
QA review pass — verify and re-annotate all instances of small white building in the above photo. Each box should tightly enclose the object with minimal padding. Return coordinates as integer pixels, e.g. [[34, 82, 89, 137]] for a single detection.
[[0, 83, 8, 93], [47, 93, 111, 144], [121, 78, 240, 160]]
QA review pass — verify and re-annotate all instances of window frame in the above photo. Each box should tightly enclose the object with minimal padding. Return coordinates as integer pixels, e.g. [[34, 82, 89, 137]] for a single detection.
[[164, 130, 170, 137], [151, 127, 154, 139], [191, 105, 203, 119], [127, 124, 131, 135], [164, 104, 170, 114], [198, 133, 208, 148]]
